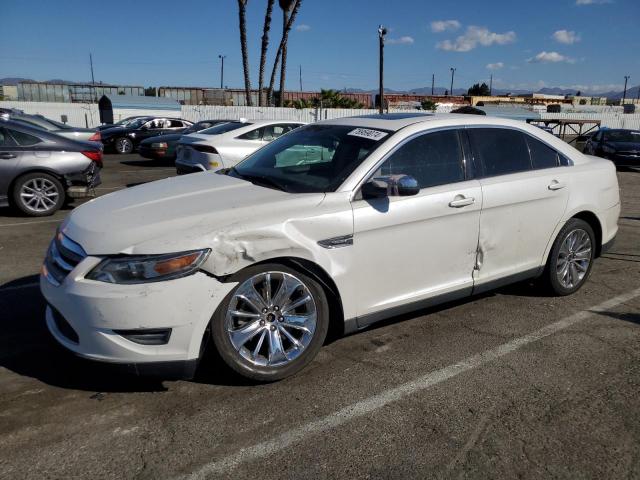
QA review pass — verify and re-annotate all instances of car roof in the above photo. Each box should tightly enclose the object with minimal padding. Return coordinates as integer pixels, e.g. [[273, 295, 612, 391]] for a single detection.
[[318, 112, 543, 132], [0, 118, 97, 149]]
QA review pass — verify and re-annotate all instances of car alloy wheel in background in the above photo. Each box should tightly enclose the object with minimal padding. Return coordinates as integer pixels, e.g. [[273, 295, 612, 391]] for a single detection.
[[115, 137, 134, 154], [13, 173, 65, 217]]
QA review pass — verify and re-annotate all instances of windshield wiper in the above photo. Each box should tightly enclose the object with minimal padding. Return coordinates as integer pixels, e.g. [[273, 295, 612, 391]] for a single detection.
[[230, 168, 288, 192]]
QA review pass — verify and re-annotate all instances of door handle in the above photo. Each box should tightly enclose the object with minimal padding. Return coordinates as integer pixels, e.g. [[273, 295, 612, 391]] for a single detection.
[[548, 180, 566, 191], [0, 153, 17, 159], [449, 196, 475, 208]]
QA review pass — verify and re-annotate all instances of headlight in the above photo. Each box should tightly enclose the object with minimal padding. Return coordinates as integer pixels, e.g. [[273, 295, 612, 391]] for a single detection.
[[151, 142, 168, 149], [86, 249, 210, 284]]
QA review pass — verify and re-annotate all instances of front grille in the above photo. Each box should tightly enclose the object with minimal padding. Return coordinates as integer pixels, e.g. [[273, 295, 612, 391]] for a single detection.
[[50, 306, 79, 344], [44, 232, 87, 286]]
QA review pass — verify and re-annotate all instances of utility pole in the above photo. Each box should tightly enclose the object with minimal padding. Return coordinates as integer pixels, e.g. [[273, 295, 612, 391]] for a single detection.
[[299, 65, 303, 92], [89, 53, 96, 102], [218, 55, 226, 89], [449, 68, 456, 96], [378, 25, 387, 114], [431, 73, 435, 95], [622, 75, 630, 104], [489, 74, 493, 96]]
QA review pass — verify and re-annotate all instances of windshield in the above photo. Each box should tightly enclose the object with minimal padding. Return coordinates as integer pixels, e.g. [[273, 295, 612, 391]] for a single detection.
[[230, 124, 391, 193], [199, 121, 250, 135], [605, 130, 640, 143]]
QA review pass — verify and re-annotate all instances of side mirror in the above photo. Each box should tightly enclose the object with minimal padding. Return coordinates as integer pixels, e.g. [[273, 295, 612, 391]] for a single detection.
[[361, 174, 420, 199]]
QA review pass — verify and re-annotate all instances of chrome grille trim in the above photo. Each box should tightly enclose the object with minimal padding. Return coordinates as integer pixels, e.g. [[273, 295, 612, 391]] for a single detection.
[[44, 233, 87, 285]]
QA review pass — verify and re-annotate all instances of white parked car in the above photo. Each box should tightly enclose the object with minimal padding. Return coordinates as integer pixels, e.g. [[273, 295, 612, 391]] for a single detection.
[[175, 119, 305, 174], [41, 114, 620, 381]]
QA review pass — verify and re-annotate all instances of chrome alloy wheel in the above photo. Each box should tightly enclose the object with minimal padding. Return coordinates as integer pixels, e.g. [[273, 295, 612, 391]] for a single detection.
[[19, 178, 59, 213], [556, 228, 592, 289], [225, 272, 317, 367], [116, 137, 133, 153]]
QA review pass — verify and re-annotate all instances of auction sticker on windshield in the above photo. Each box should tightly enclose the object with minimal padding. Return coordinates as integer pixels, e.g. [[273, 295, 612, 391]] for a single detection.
[[348, 128, 388, 141]]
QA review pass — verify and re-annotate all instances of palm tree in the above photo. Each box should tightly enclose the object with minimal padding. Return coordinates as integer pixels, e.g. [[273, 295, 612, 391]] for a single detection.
[[237, 0, 253, 106], [277, 0, 295, 107], [267, 0, 302, 105], [258, 0, 275, 106]]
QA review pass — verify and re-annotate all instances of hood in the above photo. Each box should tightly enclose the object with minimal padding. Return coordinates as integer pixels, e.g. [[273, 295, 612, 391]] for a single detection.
[[61, 172, 324, 255], [605, 141, 640, 151], [140, 133, 182, 145]]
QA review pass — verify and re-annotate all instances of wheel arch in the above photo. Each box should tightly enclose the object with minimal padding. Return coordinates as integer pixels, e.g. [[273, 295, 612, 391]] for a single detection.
[[571, 210, 603, 257]]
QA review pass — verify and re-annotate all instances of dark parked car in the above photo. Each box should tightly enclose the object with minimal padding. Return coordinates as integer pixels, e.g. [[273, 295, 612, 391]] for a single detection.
[[100, 117, 193, 154], [0, 118, 102, 216], [96, 116, 150, 131], [138, 120, 232, 160], [584, 128, 640, 168]]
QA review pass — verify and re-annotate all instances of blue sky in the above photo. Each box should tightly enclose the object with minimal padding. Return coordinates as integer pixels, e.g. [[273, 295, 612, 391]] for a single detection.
[[2, 0, 639, 93]]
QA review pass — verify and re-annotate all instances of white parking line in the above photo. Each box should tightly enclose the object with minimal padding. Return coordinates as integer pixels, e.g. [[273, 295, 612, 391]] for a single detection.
[[180, 287, 640, 480], [0, 282, 39, 293], [0, 218, 62, 228]]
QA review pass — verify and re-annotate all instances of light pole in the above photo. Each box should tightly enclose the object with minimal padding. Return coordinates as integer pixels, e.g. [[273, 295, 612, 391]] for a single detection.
[[622, 75, 630, 104], [489, 74, 493, 96], [218, 55, 226, 89], [378, 25, 387, 114], [450, 67, 456, 96], [431, 73, 435, 95]]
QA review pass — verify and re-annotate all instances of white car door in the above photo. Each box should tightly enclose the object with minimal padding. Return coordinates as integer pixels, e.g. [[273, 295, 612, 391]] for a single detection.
[[351, 129, 482, 325], [467, 127, 570, 290]]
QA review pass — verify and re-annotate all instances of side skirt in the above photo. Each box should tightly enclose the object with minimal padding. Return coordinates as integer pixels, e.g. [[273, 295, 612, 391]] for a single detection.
[[344, 267, 542, 335]]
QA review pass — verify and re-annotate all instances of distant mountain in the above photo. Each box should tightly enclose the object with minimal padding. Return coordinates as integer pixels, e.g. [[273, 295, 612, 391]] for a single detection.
[[0, 77, 35, 86]]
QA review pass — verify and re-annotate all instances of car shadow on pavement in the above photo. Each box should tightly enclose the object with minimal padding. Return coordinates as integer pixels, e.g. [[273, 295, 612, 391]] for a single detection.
[[0, 276, 168, 393], [0, 275, 262, 391]]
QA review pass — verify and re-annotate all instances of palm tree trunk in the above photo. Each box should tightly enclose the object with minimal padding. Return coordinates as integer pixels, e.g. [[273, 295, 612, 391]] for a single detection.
[[258, 0, 275, 106], [267, 0, 302, 105], [278, 9, 289, 107], [237, 0, 253, 106]]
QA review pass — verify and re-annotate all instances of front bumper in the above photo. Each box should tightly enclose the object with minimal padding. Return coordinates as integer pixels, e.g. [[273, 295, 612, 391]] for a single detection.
[[41, 255, 236, 374]]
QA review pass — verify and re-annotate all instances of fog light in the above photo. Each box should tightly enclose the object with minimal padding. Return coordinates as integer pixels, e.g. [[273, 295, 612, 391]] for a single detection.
[[114, 328, 172, 345]]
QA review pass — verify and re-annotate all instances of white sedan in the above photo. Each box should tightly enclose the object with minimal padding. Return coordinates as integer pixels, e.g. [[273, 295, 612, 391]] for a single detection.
[[175, 119, 305, 174], [41, 113, 620, 381]]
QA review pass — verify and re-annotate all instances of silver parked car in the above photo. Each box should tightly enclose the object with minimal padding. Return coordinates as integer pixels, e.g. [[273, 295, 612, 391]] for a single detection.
[[0, 118, 102, 216], [9, 112, 100, 142]]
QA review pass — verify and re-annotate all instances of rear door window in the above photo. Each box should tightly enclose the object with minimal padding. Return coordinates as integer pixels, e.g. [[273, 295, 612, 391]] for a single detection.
[[468, 128, 531, 176], [0, 128, 17, 147], [526, 135, 560, 169], [379, 129, 465, 189], [238, 128, 264, 141], [7, 128, 42, 146]]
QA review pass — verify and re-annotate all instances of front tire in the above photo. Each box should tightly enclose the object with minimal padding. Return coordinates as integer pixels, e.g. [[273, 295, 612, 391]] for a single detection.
[[544, 218, 596, 296], [12, 172, 65, 217], [115, 137, 134, 154], [210, 264, 329, 381]]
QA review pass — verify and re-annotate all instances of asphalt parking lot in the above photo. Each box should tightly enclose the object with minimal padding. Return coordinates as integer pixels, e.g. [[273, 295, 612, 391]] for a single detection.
[[0, 154, 639, 479]]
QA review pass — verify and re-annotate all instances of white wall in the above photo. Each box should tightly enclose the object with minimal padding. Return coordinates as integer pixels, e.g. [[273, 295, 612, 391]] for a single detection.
[[3, 100, 640, 131]]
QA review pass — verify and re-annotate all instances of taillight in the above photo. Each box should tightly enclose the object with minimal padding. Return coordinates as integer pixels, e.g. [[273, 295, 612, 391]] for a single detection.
[[192, 144, 218, 154], [82, 150, 103, 167], [88, 131, 101, 142]]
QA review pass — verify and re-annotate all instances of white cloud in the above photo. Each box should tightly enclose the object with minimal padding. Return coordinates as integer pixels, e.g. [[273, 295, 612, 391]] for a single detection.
[[576, 0, 612, 4], [553, 30, 580, 44], [527, 51, 576, 63], [430, 20, 461, 33], [295, 24, 311, 32], [387, 36, 415, 45], [486, 62, 504, 70], [436, 26, 516, 52]]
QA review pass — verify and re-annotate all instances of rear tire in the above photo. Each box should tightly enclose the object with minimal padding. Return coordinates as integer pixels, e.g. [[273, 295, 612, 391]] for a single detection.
[[115, 137, 134, 154], [210, 263, 329, 382], [544, 218, 596, 296], [12, 172, 65, 217]]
